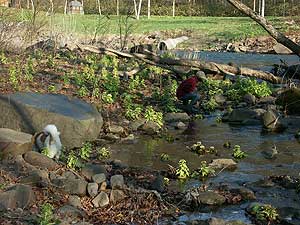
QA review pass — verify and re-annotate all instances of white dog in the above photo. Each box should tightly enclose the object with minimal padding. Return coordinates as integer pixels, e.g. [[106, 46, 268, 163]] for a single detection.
[[33, 124, 62, 160]]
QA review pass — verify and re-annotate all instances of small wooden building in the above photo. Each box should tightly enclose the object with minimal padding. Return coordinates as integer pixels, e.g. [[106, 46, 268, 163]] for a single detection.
[[0, 0, 10, 7], [68, 0, 84, 15]]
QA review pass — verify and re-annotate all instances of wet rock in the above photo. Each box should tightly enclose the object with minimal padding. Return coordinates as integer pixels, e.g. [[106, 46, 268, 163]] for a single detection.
[[241, 119, 261, 126], [19, 169, 49, 187], [110, 190, 126, 204], [243, 93, 256, 105], [226, 109, 261, 123], [110, 175, 125, 189], [101, 133, 120, 141], [129, 119, 146, 131], [63, 178, 88, 196], [68, 195, 82, 208], [185, 217, 249, 225], [139, 121, 161, 135], [261, 145, 278, 159], [276, 88, 300, 115], [197, 192, 226, 206], [262, 110, 285, 132], [24, 151, 59, 170], [273, 43, 293, 54], [81, 163, 106, 180], [111, 159, 128, 170], [279, 207, 300, 224], [0, 92, 103, 148], [0, 184, 35, 210], [100, 182, 107, 191], [62, 170, 77, 180], [107, 124, 124, 135], [120, 134, 136, 144], [92, 173, 106, 184], [0, 128, 32, 159], [150, 174, 165, 192], [174, 121, 187, 130], [209, 159, 237, 170], [57, 205, 86, 218], [164, 112, 190, 123], [230, 188, 256, 200], [87, 183, 98, 197], [259, 96, 276, 105], [92, 192, 109, 208]]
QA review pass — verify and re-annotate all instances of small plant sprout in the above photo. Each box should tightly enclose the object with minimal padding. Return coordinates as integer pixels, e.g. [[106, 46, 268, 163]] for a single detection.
[[232, 145, 247, 159], [41, 147, 50, 158], [48, 85, 56, 92], [163, 177, 170, 186], [194, 114, 204, 120], [144, 106, 164, 128], [190, 141, 206, 155], [80, 142, 92, 160], [198, 161, 215, 178], [176, 159, 190, 179], [38, 202, 56, 225], [160, 153, 170, 162], [223, 141, 231, 148], [98, 147, 111, 160], [215, 115, 222, 123], [67, 151, 82, 170], [251, 204, 279, 223], [101, 92, 114, 104]]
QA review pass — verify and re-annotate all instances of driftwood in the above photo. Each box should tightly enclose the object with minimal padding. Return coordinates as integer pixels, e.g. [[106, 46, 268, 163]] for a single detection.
[[76, 44, 282, 83], [227, 0, 300, 57]]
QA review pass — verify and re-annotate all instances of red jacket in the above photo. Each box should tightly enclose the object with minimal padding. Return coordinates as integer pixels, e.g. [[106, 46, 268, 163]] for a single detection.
[[176, 76, 199, 99]]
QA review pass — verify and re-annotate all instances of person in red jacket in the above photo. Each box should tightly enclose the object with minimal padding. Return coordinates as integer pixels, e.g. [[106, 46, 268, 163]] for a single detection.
[[176, 71, 205, 113]]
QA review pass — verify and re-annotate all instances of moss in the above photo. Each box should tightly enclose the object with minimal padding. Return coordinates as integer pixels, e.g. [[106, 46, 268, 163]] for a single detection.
[[276, 88, 300, 115]]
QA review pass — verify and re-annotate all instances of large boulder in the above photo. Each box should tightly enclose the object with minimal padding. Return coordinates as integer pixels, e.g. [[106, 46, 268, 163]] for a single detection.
[[0, 93, 103, 148], [224, 109, 262, 123], [276, 88, 300, 115]]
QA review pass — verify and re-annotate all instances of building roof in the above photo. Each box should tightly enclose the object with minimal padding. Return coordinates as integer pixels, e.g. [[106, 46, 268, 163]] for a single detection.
[[69, 0, 82, 7]]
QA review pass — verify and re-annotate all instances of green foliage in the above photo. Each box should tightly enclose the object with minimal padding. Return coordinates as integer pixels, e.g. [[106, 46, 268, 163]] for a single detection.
[[176, 159, 190, 179], [102, 92, 114, 104], [67, 151, 82, 170], [98, 147, 111, 160], [38, 203, 56, 225], [160, 153, 170, 162], [128, 75, 145, 91], [41, 147, 51, 158], [202, 98, 218, 112], [144, 106, 163, 128], [251, 204, 279, 222], [48, 85, 56, 92], [24, 57, 35, 81], [46, 54, 55, 68], [122, 94, 142, 120], [163, 177, 170, 186], [101, 67, 120, 99], [189, 141, 217, 155], [0, 52, 8, 64], [192, 161, 215, 179], [79, 142, 92, 160], [215, 115, 222, 123], [194, 114, 204, 120], [223, 141, 231, 148], [232, 145, 247, 159], [8, 63, 21, 90]]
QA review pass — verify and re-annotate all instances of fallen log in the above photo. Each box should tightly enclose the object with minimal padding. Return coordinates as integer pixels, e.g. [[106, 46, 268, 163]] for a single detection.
[[76, 44, 283, 84]]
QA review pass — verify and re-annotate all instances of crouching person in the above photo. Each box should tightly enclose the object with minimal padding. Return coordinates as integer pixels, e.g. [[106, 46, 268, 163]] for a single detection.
[[176, 71, 206, 114]]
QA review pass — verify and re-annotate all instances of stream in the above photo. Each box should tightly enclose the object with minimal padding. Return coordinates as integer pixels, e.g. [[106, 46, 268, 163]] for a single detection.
[[111, 52, 300, 224]]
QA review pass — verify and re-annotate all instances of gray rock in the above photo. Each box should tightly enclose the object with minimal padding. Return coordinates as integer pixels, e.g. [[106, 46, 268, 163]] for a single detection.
[[81, 163, 106, 180], [99, 182, 107, 191], [243, 93, 256, 105], [111, 159, 128, 169], [209, 159, 237, 170], [226, 109, 261, 123], [101, 133, 120, 141], [92, 192, 109, 208], [230, 187, 256, 200], [87, 183, 98, 197], [107, 124, 124, 134], [63, 178, 88, 196], [0, 128, 32, 159], [129, 119, 146, 131], [139, 121, 161, 135], [57, 205, 86, 218], [170, 121, 187, 130], [19, 169, 49, 187], [150, 174, 165, 192], [262, 110, 285, 132], [0, 93, 103, 148], [24, 151, 58, 170], [241, 119, 262, 126], [110, 190, 126, 204], [0, 184, 35, 210], [259, 96, 276, 105], [120, 134, 136, 144], [197, 192, 226, 205], [273, 43, 293, 54], [110, 175, 125, 189], [214, 94, 226, 105], [164, 112, 190, 123], [261, 145, 278, 159], [68, 195, 82, 208], [62, 171, 77, 180], [92, 173, 106, 184]]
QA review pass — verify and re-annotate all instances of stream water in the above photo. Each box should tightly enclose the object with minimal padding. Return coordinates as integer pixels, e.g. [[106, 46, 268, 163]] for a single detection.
[[111, 52, 300, 224]]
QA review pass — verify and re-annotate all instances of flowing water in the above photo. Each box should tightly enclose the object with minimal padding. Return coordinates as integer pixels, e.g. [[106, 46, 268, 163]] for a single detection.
[[111, 52, 300, 224]]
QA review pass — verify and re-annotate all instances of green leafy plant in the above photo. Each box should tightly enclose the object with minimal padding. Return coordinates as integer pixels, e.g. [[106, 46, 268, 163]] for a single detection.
[[192, 161, 215, 179], [38, 203, 56, 225], [79, 142, 92, 160], [102, 92, 114, 104], [0, 52, 8, 64], [144, 106, 163, 128], [128, 75, 145, 91], [78, 85, 89, 97], [202, 98, 218, 112], [9, 65, 20, 90], [98, 147, 111, 160], [250, 204, 279, 223], [216, 115, 222, 123], [41, 147, 50, 158], [189, 141, 217, 155], [232, 145, 247, 159], [223, 141, 231, 148], [67, 151, 82, 170], [160, 153, 170, 162], [24, 57, 35, 81], [48, 85, 56, 92], [46, 54, 55, 68], [163, 177, 170, 186], [176, 159, 190, 179]]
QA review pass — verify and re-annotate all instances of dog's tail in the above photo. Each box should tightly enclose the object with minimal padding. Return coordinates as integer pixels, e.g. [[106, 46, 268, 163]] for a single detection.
[[43, 124, 62, 149]]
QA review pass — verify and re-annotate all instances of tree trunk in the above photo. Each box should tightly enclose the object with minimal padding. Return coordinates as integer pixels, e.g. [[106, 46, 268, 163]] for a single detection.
[[30, 0, 34, 12], [172, 0, 175, 18], [133, 0, 142, 20], [96, 0, 102, 15], [116, 0, 119, 16], [226, 0, 300, 56], [253, 0, 256, 12], [261, 0, 265, 17], [49, 0, 53, 14], [147, 0, 150, 19], [64, 0, 68, 14]]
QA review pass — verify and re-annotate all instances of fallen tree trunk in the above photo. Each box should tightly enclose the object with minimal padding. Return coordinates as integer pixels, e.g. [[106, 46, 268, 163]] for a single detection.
[[226, 0, 300, 57], [76, 44, 283, 83]]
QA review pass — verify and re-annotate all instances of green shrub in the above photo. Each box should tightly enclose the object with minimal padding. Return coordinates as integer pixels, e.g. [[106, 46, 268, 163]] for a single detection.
[[176, 159, 190, 179]]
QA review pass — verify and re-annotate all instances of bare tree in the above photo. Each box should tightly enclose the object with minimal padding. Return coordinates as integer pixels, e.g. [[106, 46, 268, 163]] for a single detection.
[[226, 0, 300, 56], [133, 0, 143, 20], [116, 0, 119, 16], [147, 0, 150, 19], [64, 0, 68, 14], [96, 0, 102, 15], [172, 0, 176, 18]]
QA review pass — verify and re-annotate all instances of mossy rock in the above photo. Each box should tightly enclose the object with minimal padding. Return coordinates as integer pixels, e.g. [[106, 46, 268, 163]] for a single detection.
[[276, 88, 300, 115]]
